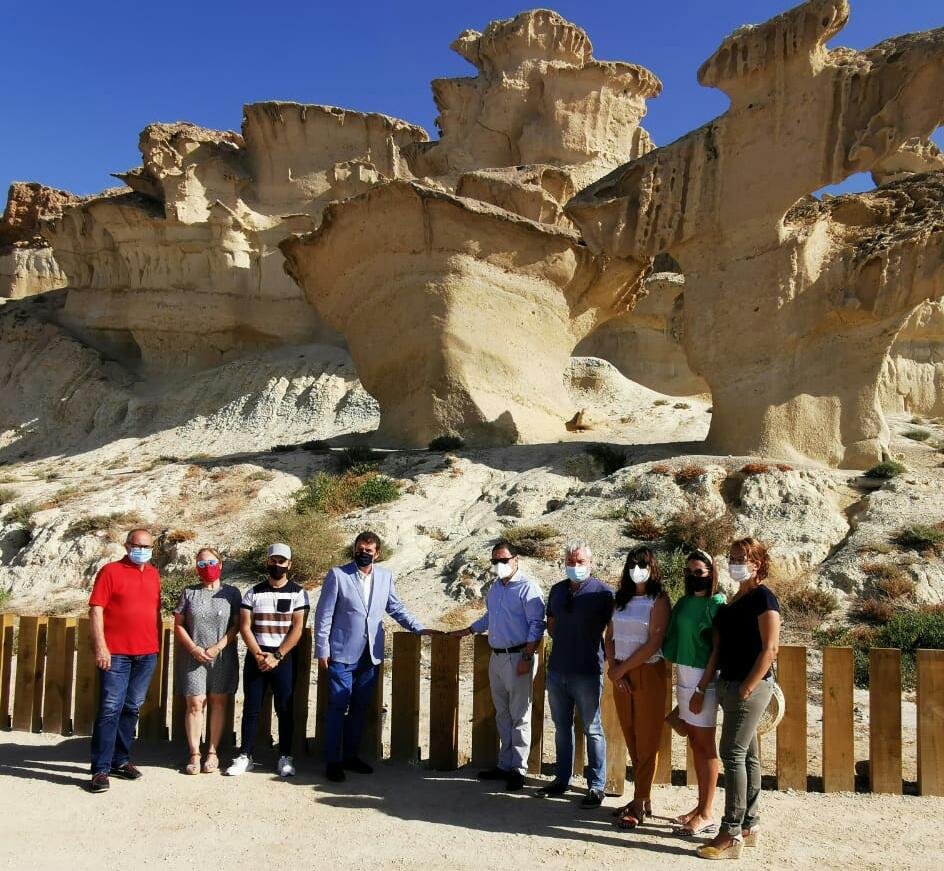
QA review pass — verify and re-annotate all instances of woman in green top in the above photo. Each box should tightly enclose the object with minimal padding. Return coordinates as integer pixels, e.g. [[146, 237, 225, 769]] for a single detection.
[[662, 548, 726, 836]]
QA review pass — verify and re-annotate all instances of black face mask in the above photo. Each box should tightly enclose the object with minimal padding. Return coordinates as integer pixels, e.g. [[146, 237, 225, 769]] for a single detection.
[[267, 564, 288, 580], [686, 572, 711, 593]]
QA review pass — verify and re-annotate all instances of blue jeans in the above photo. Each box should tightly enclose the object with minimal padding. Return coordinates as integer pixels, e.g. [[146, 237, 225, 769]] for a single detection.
[[90, 653, 158, 773], [324, 647, 379, 765], [547, 669, 607, 792]]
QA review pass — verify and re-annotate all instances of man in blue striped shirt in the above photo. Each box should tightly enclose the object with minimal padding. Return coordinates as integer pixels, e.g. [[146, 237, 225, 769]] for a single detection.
[[453, 539, 545, 790]]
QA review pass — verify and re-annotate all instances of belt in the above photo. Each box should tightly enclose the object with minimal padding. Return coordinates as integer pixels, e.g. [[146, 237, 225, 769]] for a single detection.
[[491, 643, 526, 654]]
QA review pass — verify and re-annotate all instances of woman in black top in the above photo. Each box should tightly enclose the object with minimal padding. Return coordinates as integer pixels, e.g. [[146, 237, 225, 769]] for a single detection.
[[697, 537, 781, 861]]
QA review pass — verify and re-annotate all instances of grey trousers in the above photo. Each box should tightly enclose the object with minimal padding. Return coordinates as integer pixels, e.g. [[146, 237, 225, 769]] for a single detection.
[[489, 651, 537, 774], [718, 678, 774, 837]]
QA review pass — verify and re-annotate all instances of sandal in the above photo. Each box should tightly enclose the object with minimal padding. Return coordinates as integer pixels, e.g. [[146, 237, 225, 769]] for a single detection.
[[614, 802, 646, 830], [184, 753, 201, 775], [202, 751, 219, 774]]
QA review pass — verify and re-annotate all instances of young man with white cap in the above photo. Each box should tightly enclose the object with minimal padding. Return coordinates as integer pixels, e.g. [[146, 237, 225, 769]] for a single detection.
[[226, 543, 309, 777]]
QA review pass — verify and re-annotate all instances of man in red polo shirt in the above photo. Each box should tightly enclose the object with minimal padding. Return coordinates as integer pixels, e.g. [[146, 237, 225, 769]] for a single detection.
[[88, 528, 161, 793]]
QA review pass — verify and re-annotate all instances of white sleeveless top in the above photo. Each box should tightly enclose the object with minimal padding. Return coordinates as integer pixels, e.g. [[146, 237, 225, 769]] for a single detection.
[[612, 595, 663, 664]]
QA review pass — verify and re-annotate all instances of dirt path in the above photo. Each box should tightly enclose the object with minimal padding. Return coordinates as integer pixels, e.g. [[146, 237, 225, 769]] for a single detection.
[[0, 732, 938, 870]]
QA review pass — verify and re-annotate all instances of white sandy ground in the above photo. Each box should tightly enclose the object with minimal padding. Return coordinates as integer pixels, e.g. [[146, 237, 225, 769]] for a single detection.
[[0, 732, 940, 871]]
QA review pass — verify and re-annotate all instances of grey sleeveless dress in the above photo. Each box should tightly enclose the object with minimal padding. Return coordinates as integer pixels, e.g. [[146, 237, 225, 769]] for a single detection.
[[174, 584, 241, 695]]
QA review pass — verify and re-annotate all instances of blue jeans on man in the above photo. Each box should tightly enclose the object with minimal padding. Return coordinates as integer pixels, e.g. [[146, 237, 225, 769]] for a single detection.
[[324, 647, 380, 764], [546, 669, 607, 792], [90, 653, 158, 773]]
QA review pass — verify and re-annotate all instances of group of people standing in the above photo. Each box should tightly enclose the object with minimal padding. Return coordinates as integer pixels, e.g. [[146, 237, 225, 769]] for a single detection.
[[86, 526, 781, 862]]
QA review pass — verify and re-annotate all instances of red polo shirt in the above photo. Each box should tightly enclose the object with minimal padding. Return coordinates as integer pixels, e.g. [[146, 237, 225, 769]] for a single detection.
[[88, 557, 161, 655]]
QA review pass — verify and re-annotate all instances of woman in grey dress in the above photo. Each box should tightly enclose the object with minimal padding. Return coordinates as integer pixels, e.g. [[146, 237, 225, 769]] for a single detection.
[[174, 548, 241, 774]]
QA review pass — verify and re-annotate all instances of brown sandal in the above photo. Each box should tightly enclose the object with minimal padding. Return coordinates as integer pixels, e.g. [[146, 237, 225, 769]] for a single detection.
[[184, 753, 201, 775], [614, 802, 646, 830], [202, 751, 219, 774]]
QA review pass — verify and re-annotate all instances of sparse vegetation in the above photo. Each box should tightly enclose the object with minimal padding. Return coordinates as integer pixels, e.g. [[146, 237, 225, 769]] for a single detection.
[[596, 504, 627, 521], [246, 470, 275, 482], [501, 524, 561, 560], [163, 529, 196, 546], [0, 588, 10, 610], [0, 487, 17, 505], [910, 415, 924, 425], [740, 463, 770, 476], [298, 439, 330, 452], [864, 460, 908, 480], [336, 446, 382, 473], [780, 584, 839, 632], [239, 510, 345, 587], [295, 469, 400, 515], [584, 444, 628, 476], [894, 523, 944, 554], [5, 501, 38, 529], [663, 507, 736, 556], [649, 463, 672, 476], [653, 399, 670, 407], [624, 515, 663, 541], [775, 463, 794, 472], [903, 428, 931, 442], [37, 485, 82, 510], [64, 511, 144, 539], [657, 547, 687, 603], [673, 402, 691, 410], [674, 464, 706, 485], [159, 570, 192, 616], [617, 478, 647, 500], [187, 453, 212, 462], [428, 435, 465, 452]]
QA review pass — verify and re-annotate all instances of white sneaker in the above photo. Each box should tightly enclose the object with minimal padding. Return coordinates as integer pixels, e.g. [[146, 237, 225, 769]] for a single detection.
[[225, 754, 253, 776], [277, 755, 295, 777]]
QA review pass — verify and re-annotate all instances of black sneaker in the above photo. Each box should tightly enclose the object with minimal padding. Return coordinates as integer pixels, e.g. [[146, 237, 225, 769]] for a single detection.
[[535, 781, 569, 797], [90, 772, 110, 793], [580, 789, 604, 808], [342, 757, 374, 774], [326, 762, 346, 782], [477, 767, 510, 781], [505, 771, 525, 791], [109, 763, 142, 780]]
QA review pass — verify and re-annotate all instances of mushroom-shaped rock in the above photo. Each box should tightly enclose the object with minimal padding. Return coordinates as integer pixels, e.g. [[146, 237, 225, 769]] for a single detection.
[[280, 180, 647, 447], [567, 0, 944, 467]]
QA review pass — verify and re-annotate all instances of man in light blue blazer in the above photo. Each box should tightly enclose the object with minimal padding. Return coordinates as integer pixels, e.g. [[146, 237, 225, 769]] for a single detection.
[[315, 529, 432, 782]]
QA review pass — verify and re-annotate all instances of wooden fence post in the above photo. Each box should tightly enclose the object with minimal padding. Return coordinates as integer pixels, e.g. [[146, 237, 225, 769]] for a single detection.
[[654, 669, 673, 783], [527, 639, 546, 776], [73, 617, 99, 735], [470, 634, 498, 769], [822, 646, 855, 792], [917, 649, 944, 796], [602, 664, 626, 796], [139, 620, 170, 739], [776, 645, 808, 791], [429, 634, 460, 770], [42, 617, 74, 736], [1, 614, 17, 730], [390, 633, 422, 763], [292, 628, 313, 757], [12, 616, 45, 732], [171, 632, 186, 743], [62, 619, 77, 735], [869, 648, 902, 794], [313, 660, 330, 757]]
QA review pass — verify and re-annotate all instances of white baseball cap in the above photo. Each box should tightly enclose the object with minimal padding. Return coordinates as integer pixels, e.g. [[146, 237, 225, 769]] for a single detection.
[[267, 543, 292, 560]]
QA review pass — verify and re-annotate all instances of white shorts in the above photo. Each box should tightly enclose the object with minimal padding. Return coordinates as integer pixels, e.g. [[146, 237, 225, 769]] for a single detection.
[[676, 664, 719, 728]]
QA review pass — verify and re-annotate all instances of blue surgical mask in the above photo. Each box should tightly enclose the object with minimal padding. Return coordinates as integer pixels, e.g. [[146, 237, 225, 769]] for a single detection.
[[566, 565, 589, 583], [128, 547, 152, 565], [354, 551, 374, 569]]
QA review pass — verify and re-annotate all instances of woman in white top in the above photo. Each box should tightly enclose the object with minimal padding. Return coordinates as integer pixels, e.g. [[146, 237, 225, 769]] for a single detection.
[[605, 546, 671, 830]]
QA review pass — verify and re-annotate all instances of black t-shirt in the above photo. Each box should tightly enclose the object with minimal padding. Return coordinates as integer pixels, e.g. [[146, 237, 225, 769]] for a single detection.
[[713, 585, 780, 682], [546, 577, 614, 675]]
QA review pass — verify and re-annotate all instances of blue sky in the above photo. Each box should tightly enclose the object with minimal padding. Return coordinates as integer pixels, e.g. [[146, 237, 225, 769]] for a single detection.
[[2, 0, 941, 197]]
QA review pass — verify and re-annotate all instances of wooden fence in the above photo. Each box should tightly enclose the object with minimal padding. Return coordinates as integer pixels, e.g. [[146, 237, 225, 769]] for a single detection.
[[1, 613, 943, 796]]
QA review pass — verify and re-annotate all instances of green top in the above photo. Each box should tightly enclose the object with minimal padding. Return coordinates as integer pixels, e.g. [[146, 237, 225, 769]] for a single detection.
[[663, 593, 726, 669]]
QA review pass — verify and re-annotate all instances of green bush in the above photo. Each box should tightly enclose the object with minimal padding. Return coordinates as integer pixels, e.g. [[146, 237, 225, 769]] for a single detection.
[[428, 435, 465, 451], [5, 501, 38, 529], [584, 444, 628, 476], [664, 507, 736, 556], [0, 487, 17, 505], [160, 570, 192, 617], [355, 474, 400, 507], [336, 446, 382, 473], [239, 509, 344, 587], [903, 428, 931, 442], [0, 588, 10, 610], [295, 470, 399, 515], [864, 460, 907, 479], [894, 524, 944, 554], [656, 547, 687, 603], [501, 524, 561, 559]]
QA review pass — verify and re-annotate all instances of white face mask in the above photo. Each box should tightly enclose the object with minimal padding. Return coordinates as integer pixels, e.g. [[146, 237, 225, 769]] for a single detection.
[[729, 563, 754, 583], [629, 566, 650, 584], [494, 561, 514, 580]]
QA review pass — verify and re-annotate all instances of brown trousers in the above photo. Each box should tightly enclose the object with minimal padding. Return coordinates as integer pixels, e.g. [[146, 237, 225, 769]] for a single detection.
[[613, 658, 668, 802]]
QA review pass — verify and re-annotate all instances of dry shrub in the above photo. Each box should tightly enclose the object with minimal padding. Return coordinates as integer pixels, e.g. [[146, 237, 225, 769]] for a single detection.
[[674, 464, 706, 485], [919, 602, 944, 617], [854, 596, 897, 623], [780, 585, 839, 632], [37, 485, 82, 510], [775, 463, 794, 472], [164, 529, 196, 545], [502, 524, 561, 560], [740, 463, 770, 476], [649, 464, 672, 476], [857, 540, 895, 556], [624, 515, 663, 541], [894, 523, 944, 555], [664, 507, 736, 555]]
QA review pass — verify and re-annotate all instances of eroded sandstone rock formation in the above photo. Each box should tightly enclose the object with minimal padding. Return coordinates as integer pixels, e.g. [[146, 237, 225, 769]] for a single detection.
[[568, 0, 944, 467], [280, 9, 659, 446], [0, 183, 73, 299], [42, 107, 428, 373]]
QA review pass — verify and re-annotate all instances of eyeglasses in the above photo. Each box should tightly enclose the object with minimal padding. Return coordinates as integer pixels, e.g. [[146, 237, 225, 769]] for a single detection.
[[196, 559, 219, 568], [687, 569, 711, 577], [490, 557, 514, 565]]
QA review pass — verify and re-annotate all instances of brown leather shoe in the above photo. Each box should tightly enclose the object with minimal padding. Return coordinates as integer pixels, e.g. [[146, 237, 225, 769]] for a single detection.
[[90, 772, 110, 793], [110, 763, 142, 780]]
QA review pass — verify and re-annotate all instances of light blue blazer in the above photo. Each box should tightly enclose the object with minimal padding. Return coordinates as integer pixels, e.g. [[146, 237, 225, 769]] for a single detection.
[[314, 562, 424, 665]]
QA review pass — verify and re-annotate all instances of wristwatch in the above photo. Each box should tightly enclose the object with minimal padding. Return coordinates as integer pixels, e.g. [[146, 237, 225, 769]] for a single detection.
[[273, 650, 283, 661]]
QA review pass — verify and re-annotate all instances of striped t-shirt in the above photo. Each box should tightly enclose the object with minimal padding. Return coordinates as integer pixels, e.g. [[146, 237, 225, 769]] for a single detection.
[[241, 580, 309, 648]]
